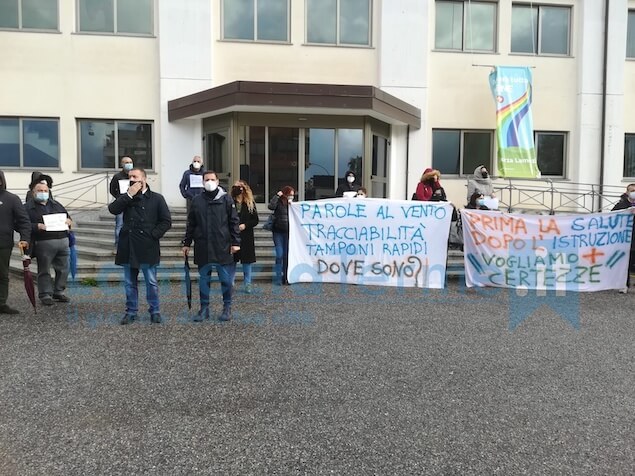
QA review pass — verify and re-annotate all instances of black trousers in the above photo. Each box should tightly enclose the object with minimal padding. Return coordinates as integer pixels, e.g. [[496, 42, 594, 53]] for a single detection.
[[0, 246, 12, 306]]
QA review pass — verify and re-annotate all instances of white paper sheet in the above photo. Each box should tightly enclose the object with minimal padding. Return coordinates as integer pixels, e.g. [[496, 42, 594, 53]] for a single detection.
[[342, 191, 357, 198], [43, 213, 69, 232], [189, 174, 203, 188], [483, 197, 499, 210], [118, 179, 130, 194]]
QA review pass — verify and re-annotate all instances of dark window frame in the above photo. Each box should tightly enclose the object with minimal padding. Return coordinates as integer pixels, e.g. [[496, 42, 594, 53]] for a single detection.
[[624, 133, 635, 178], [431, 128, 494, 177], [535, 131, 566, 177], [77, 119, 154, 171], [0, 116, 60, 169], [221, 0, 290, 43]]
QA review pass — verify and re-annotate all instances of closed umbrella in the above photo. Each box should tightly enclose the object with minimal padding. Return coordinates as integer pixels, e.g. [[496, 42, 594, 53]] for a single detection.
[[68, 231, 77, 281], [184, 254, 192, 309], [20, 248, 37, 313]]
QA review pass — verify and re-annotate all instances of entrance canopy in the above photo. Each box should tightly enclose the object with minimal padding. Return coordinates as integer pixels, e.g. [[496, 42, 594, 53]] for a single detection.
[[167, 81, 421, 128]]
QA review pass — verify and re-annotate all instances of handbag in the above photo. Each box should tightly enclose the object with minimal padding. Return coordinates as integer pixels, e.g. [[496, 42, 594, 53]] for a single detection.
[[263, 214, 275, 231]]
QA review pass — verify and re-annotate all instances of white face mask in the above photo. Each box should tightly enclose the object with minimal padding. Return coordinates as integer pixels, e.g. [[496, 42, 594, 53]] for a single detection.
[[204, 180, 218, 192], [347, 175, 355, 184], [287, 196, 294, 202], [629, 191, 635, 201], [123, 163, 133, 171], [192, 162, 202, 170]]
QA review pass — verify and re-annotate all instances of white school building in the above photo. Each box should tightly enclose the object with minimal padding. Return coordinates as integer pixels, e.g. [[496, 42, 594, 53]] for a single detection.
[[1, 0, 635, 209]]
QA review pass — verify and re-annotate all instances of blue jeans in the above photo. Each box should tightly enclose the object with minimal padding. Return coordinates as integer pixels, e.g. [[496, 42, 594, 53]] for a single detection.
[[242, 262, 253, 285], [114, 213, 124, 247], [199, 263, 236, 310], [272, 231, 289, 284], [123, 264, 159, 315]]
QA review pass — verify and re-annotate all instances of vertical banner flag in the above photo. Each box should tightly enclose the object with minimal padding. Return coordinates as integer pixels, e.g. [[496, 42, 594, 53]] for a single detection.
[[288, 199, 453, 288], [462, 210, 633, 292], [489, 66, 540, 178]]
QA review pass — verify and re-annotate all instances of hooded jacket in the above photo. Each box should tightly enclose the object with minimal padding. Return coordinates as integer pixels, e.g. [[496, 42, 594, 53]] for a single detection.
[[415, 168, 446, 201], [467, 165, 493, 201], [0, 171, 31, 247], [179, 164, 205, 200], [612, 193, 635, 251], [335, 171, 361, 197], [183, 188, 240, 267]]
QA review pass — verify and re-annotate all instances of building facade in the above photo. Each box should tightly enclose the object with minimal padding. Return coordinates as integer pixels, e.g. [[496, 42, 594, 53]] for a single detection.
[[1, 0, 634, 208]]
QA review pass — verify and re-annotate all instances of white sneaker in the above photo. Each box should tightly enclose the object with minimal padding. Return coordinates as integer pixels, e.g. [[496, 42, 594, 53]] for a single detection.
[[619, 287, 628, 294]]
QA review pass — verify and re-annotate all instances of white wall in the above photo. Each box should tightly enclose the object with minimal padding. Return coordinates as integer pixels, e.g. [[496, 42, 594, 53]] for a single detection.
[[158, 0, 213, 206]]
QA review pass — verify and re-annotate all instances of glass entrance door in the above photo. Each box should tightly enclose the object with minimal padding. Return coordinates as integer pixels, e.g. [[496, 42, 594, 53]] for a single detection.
[[370, 134, 390, 198], [268, 127, 299, 197], [205, 128, 231, 190]]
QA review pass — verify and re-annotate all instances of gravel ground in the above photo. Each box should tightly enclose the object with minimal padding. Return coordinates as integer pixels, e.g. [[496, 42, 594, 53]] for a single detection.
[[0, 278, 633, 475]]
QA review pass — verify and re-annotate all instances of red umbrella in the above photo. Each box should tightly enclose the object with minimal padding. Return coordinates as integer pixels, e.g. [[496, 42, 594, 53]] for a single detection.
[[20, 248, 37, 314]]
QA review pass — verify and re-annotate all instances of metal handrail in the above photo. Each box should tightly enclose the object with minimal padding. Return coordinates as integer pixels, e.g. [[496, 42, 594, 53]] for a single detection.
[[492, 178, 627, 214], [10, 171, 114, 209]]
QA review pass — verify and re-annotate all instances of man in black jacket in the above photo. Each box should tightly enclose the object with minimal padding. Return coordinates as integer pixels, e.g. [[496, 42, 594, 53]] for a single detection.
[[612, 183, 635, 293], [0, 171, 31, 314], [109, 156, 133, 254], [25, 181, 72, 306], [182, 170, 240, 322], [108, 167, 172, 324], [109, 168, 172, 324]]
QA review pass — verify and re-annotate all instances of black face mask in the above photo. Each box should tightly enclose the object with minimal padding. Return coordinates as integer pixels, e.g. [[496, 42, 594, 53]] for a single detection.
[[231, 186, 243, 197], [481, 171, 489, 178]]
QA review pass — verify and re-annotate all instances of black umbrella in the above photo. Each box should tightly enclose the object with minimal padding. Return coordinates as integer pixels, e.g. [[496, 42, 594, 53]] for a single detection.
[[184, 254, 192, 310]]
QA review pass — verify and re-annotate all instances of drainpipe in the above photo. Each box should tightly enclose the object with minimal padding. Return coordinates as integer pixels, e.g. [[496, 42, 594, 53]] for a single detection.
[[598, 0, 610, 211]]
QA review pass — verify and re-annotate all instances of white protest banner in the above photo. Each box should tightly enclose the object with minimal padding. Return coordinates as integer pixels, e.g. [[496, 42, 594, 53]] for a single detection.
[[462, 210, 633, 291], [288, 198, 453, 288]]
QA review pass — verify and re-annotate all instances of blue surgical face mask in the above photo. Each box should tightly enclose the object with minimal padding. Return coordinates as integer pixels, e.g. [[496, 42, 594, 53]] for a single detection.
[[35, 192, 49, 202], [476, 199, 485, 207], [123, 163, 133, 171]]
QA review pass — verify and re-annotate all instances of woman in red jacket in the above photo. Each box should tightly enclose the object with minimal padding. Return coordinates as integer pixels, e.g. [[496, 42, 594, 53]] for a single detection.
[[414, 168, 446, 201]]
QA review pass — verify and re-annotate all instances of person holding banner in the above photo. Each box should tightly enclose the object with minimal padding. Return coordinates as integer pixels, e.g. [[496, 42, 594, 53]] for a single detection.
[[109, 156, 134, 254], [414, 168, 446, 201], [25, 181, 72, 306], [335, 171, 360, 198], [268, 186, 295, 285], [612, 183, 635, 293], [179, 155, 205, 216], [467, 165, 495, 202], [466, 192, 490, 210]]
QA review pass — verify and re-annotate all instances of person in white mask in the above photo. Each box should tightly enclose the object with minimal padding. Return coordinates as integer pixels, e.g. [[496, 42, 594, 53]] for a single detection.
[[179, 155, 205, 216], [335, 171, 361, 197], [182, 171, 241, 322], [109, 156, 134, 254], [612, 183, 635, 293]]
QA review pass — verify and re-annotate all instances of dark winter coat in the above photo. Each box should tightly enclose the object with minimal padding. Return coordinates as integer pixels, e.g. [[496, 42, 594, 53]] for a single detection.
[[0, 171, 31, 247], [183, 188, 240, 267], [109, 170, 130, 199], [24, 198, 71, 242], [179, 165, 205, 200], [612, 193, 635, 251], [108, 188, 172, 267], [268, 195, 289, 233], [234, 202, 259, 264]]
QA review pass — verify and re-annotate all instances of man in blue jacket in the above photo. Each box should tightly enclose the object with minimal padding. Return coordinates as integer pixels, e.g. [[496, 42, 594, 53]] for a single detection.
[[0, 171, 31, 314], [109, 168, 172, 324], [182, 170, 240, 322]]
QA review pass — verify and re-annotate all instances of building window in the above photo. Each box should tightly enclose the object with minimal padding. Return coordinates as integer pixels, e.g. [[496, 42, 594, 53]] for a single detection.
[[78, 120, 153, 170], [627, 11, 635, 59], [306, 0, 371, 46], [78, 0, 153, 35], [0, 0, 58, 30], [0, 117, 59, 168], [536, 132, 565, 176], [432, 129, 493, 176], [624, 134, 635, 178], [511, 4, 570, 55], [222, 0, 289, 42], [434, 1, 497, 52]]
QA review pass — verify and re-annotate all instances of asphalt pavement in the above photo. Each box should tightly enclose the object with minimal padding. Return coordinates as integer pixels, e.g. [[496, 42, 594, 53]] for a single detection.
[[0, 278, 633, 475]]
